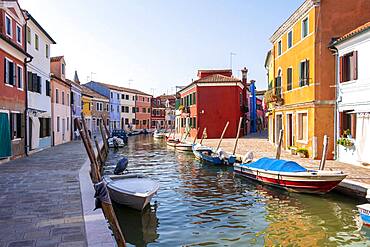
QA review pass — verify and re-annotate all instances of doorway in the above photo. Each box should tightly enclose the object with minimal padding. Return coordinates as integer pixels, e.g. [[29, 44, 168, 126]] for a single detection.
[[62, 118, 66, 141], [275, 114, 283, 144], [286, 113, 294, 148]]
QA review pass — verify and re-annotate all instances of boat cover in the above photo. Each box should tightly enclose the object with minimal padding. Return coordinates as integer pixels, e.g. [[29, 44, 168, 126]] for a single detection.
[[243, 157, 307, 172]]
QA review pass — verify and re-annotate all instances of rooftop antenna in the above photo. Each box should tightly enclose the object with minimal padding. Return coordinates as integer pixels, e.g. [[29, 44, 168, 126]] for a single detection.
[[86, 76, 90, 82], [90, 72, 96, 81], [230, 52, 236, 73], [128, 79, 133, 88], [150, 88, 155, 96]]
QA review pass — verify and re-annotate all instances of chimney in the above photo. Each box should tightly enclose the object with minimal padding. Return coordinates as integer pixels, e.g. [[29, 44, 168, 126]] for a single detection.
[[241, 67, 248, 84]]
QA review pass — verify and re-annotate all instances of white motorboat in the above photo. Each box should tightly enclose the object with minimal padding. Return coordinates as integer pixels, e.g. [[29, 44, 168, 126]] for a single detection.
[[103, 174, 159, 211], [153, 130, 166, 139], [108, 137, 125, 148], [175, 142, 193, 152]]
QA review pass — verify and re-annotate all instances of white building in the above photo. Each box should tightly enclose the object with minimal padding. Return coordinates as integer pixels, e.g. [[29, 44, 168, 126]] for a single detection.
[[118, 90, 136, 130], [332, 22, 370, 165], [24, 11, 56, 153]]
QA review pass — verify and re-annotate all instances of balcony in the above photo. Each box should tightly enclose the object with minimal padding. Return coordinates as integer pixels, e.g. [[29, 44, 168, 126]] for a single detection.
[[264, 87, 283, 107]]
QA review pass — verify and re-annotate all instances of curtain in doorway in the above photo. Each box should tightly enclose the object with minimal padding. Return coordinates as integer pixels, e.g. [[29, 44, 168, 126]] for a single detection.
[[30, 116, 40, 150], [0, 113, 11, 158], [356, 113, 370, 164]]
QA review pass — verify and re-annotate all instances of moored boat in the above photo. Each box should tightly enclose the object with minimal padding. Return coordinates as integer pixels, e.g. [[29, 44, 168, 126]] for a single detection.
[[153, 130, 166, 139], [234, 157, 347, 194], [357, 204, 370, 227], [192, 144, 223, 165], [103, 174, 160, 211], [108, 136, 126, 148], [166, 139, 179, 147], [175, 142, 193, 152]]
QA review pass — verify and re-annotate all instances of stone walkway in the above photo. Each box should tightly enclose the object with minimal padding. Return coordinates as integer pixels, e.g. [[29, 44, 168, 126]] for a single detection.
[[183, 131, 370, 185], [0, 141, 87, 247]]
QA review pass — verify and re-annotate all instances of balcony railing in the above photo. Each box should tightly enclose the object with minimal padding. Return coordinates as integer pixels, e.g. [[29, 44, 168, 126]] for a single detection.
[[264, 87, 283, 106]]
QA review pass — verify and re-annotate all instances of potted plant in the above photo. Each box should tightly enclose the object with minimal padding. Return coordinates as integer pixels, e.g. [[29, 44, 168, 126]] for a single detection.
[[288, 146, 297, 155], [296, 148, 309, 158]]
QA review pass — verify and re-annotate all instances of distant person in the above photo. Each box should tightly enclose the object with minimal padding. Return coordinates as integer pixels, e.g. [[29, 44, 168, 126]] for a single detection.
[[74, 130, 80, 140]]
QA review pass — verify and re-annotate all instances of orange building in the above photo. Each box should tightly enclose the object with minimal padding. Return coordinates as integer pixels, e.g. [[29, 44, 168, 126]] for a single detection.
[[266, 0, 370, 159]]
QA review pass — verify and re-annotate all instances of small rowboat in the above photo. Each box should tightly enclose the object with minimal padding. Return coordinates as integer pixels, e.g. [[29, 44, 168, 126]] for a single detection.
[[234, 157, 347, 194], [175, 142, 193, 152], [103, 174, 159, 211], [108, 137, 125, 148], [357, 204, 370, 227], [153, 130, 166, 139], [192, 144, 223, 165], [166, 139, 180, 147]]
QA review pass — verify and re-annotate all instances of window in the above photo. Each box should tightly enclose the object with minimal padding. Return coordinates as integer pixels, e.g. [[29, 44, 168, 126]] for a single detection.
[[125, 106, 129, 113], [35, 34, 39, 50], [302, 17, 309, 38], [121, 94, 124, 99], [275, 69, 282, 98], [143, 108, 146, 113], [132, 96, 135, 101], [4, 58, 15, 86], [193, 93, 196, 104], [46, 80, 50, 96], [67, 94, 69, 106], [143, 120, 147, 125], [125, 118, 129, 125], [57, 116, 60, 132], [117, 94, 119, 99], [16, 25, 21, 44], [27, 27, 31, 44], [117, 105, 119, 112], [61, 63, 65, 75], [46, 44, 49, 58], [5, 15, 12, 37], [148, 108, 151, 113], [240, 92, 243, 106], [299, 60, 310, 87], [62, 92, 65, 105], [67, 117, 69, 131], [297, 112, 308, 142], [17, 66, 22, 89], [287, 30, 293, 49], [111, 92, 113, 98], [132, 107, 136, 113], [106, 104, 109, 111], [39, 118, 51, 138], [340, 51, 358, 82], [287, 67, 293, 91], [121, 106, 124, 112], [278, 40, 282, 56], [9, 113, 22, 140], [193, 117, 196, 128], [28, 72, 41, 93], [126, 95, 129, 100], [56, 89, 59, 103], [132, 119, 136, 124], [340, 111, 356, 139]]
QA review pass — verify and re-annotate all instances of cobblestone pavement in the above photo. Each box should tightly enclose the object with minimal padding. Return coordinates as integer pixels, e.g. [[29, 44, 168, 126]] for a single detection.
[[184, 131, 370, 185], [0, 141, 88, 247]]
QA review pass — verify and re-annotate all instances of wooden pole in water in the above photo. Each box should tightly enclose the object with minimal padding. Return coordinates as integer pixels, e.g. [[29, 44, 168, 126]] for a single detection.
[[200, 128, 207, 145], [319, 135, 329, 170], [275, 129, 284, 160], [99, 121, 109, 159], [193, 128, 200, 144], [101, 115, 111, 137], [94, 136, 104, 173], [75, 118, 126, 247], [216, 121, 229, 151], [233, 117, 243, 155]]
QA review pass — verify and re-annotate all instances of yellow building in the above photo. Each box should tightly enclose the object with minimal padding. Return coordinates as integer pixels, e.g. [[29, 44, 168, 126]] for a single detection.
[[264, 50, 274, 143], [81, 91, 93, 131], [266, 0, 370, 160]]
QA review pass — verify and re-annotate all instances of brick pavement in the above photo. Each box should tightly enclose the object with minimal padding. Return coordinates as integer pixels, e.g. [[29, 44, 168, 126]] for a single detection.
[[0, 141, 88, 247]]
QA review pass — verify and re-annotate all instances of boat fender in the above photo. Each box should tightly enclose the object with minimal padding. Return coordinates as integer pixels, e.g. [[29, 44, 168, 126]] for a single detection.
[[243, 151, 254, 163], [93, 181, 111, 210]]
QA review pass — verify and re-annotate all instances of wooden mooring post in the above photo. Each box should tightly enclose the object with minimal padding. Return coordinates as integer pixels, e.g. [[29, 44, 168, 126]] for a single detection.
[[233, 117, 243, 155], [76, 115, 126, 246], [275, 129, 284, 160], [193, 128, 200, 144], [200, 128, 207, 145], [319, 135, 329, 170], [216, 121, 229, 151]]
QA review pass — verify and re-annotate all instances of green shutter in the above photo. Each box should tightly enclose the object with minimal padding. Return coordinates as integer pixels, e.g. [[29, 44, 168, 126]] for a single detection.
[[0, 113, 12, 158]]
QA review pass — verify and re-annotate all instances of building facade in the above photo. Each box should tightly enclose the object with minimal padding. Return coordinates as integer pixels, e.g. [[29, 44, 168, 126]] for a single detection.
[[175, 69, 249, 139], [119, 90, 136, 130], [0, 1, 28, 160], [70, 71, 82, 139], [81, 85, 109, 135], [135, 93, 152, 130], [24, 11, 55, 153], [81, 86, 94, 133], [332, 22, 370, 165], [266, 0, 370, 159], [50, 56, 71, 146], [151, 97, 166, 129]]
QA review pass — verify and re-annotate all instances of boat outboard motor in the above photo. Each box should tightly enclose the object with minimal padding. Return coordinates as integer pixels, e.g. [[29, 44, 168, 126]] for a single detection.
[[242, 151, 254, 163], [114, 157, 129, 175]]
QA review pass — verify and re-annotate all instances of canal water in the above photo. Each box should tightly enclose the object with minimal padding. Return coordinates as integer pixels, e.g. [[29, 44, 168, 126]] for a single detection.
[[104, 135, 370, 246]]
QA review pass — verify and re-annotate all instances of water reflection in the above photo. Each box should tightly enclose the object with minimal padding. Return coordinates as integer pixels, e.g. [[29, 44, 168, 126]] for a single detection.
[[105, 135, 370, 246], [113, 203, 159, 247]]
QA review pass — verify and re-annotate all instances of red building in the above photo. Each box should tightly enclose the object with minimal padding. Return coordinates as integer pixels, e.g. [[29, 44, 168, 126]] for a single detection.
[[176, 69, 249, 139], [151, 96, 166, 129], [135, 93, 152, 130], [0, 1, 30, 160]]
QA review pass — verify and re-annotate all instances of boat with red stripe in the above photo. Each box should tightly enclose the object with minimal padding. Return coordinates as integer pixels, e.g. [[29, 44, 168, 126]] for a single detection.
[[234, 157, 347, 194]]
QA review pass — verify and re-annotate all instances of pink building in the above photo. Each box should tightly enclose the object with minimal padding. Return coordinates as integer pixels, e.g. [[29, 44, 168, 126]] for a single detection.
[[135, 93, 152, 130], [50, 56, 71, 145]]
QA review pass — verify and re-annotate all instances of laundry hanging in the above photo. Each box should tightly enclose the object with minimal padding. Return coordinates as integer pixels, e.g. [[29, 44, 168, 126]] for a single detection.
[[356, 113, 370, 164]]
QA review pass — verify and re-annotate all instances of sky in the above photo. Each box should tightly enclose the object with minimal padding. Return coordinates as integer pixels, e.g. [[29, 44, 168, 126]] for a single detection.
[[19, 0, 302, 96]]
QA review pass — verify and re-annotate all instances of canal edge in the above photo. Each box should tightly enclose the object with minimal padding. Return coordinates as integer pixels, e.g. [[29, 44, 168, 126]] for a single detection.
[[79, 156, 116, 246]]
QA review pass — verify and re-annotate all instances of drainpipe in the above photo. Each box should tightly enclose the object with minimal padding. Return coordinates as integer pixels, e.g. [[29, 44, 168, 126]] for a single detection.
[[24, 15, 33, 156], [329, 45, 339, 159]]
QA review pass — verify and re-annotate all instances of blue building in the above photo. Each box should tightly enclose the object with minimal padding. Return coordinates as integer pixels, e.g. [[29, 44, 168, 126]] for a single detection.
[[70, 71, 82, 139], [84, 81, 121, 130]]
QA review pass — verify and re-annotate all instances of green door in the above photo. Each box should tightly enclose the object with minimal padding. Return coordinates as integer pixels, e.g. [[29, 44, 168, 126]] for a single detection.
[[0, 113, 11, 158]]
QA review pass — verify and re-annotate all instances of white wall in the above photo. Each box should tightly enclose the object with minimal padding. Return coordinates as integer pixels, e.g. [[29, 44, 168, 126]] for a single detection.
[[119, 90, 136, 127]]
